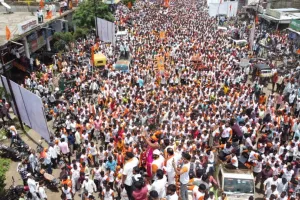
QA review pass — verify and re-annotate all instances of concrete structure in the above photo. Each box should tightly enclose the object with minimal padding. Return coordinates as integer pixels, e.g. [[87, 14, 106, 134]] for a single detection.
[[259, 8, 300, 29], [0, 7, 75, 73]]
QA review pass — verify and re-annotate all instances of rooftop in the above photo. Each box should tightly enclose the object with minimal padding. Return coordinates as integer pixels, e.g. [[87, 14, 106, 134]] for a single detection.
[[0, 9, 75, 46]]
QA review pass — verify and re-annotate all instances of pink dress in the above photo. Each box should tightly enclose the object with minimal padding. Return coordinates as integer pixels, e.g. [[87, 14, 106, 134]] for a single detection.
[[146, 145, 155, 177]]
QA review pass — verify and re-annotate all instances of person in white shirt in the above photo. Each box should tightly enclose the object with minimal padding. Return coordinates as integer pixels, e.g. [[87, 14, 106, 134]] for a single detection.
[[173, 152, 191, 200], [264, 175, 279, 191], [150, 169, 167, 198], [38, 181, 47, 200], [124, 134, 134, 145], [71, 164, 80, 194], [265, 184, 279, 200], [166, 184, 179, 200], [122, 152, 139, 199], [48, 143, 58, 168], [27, 173, 39, 200], [277, 191, 288, 200], [102, 184, 114, 200], [62, 184, 72, 200], [164, 148, 176, 184], [82, 176, 97, 197], [28, 149, 38, 174]]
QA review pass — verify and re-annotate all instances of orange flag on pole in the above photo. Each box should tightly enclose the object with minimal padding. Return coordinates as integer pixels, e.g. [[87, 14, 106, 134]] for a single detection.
[[39, 0, 44, 8], [91, 46, 95, 66], [6, 26, 11, 40]]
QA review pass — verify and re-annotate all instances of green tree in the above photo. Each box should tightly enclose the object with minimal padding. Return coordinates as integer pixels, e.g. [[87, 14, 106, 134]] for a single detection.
[[0, 158, 10, 195], [122, 0, 135, 7], [53, 32, 75, 52], [73, 0, 115, 29], [73, 27, 89, 40]]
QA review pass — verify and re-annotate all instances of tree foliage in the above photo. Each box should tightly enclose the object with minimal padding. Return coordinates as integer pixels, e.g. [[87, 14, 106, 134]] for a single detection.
[[122, 0, 135, 7], [73, 0, 115, 29], [73, 27, 89, 40], [0, 158, 10, 195], [53, 32, 74, 52]]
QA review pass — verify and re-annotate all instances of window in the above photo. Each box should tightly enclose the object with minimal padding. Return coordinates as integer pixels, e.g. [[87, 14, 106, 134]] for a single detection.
[[223, 178, 254, 194]]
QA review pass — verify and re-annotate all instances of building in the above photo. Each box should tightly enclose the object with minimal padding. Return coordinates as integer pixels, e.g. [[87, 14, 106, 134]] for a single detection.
[[259, 8, 300, 30], [0, 4, 75, 77]]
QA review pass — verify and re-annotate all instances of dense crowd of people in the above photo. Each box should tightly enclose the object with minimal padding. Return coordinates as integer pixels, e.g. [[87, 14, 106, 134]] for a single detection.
[[14, 0, 300, 200]]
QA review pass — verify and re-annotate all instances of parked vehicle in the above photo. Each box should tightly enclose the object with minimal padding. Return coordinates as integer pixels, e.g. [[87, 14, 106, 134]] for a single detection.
[[34, 168, 60, 190], [94, 53, 107, 68], [4, 177, 30, 200], [0, 144, 25, 160], [11, 137, 30, 155], [215, 164, 255, 200]]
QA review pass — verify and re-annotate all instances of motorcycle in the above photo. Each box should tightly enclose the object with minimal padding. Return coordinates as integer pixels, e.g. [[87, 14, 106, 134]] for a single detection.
[[4, 177, 30, 200], [11, 137, 31, 155], [0, 144, 25, 160], [34, 168, 60, 191]]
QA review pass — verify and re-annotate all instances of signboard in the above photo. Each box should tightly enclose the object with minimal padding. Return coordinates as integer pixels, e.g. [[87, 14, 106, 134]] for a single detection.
[[17, 18, 38, 35], [290, 19, 300, 32]]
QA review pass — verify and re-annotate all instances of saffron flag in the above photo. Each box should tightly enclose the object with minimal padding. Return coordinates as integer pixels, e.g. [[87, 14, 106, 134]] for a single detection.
[[39, 0, 44, 8], [255, 15, 259, 23], [6, 26, 11, 40], [160, 31, 166, 39]]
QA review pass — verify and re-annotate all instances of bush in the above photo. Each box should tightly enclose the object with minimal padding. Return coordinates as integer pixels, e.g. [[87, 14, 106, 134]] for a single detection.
[[0, 158, 11, 195]]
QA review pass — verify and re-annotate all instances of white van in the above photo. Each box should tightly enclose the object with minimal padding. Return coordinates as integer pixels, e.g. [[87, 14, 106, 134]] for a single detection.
[[116, 30, 128, 41], [215, 164, 255, 200]]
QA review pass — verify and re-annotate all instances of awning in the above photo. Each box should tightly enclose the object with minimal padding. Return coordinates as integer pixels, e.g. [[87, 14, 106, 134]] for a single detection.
[[286, 28, 300, 35], [259, 14, 291, 24]]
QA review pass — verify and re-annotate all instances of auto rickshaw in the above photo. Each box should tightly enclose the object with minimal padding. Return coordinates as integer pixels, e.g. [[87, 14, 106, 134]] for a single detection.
[[94, 53, 107, 68]]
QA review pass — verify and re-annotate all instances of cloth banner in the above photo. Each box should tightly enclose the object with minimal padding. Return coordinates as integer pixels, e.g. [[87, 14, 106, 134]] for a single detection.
[[1, 76, 50, 141], [97, 18, 116, 44]]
